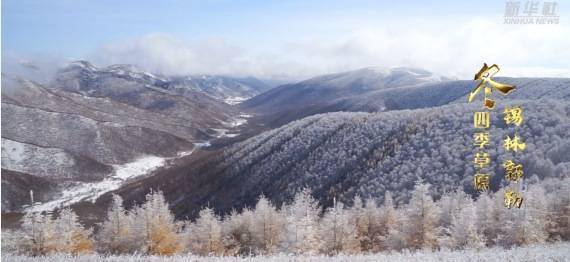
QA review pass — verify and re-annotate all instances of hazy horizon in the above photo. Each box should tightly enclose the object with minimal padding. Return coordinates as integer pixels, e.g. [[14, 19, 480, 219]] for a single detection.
[[3, 0, 569, 80]]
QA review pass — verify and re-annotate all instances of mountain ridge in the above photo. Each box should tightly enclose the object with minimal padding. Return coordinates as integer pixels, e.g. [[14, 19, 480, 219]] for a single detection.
[[0, 61, 257, 213], [57, 60, 273, 104]]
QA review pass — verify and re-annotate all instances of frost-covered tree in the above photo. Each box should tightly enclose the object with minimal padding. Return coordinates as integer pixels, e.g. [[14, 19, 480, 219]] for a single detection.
[[320, 198, 359, 254], [187, 207, 224, 256], [8, 176, 570, 256], [545, 178, 570, 241], [97, 194, 134, 254], [217, 100, 569, 211], [518, 184, 549, 245], [281, 188, 321, 254], [348, 196, 382, 252], [448, 199, 485, 249], [495, 183, 550, 247], [382, 191, 411, 252], [437, 190, 485, 249], [222, 208, 255, 255], [401, 181, 440, 250], [475, 192, 498, 246], [53, 208, 93, 254], [496, 187, 524, 247], [438, 193, 455, 231], [132, 191, 182, 255], [251, 195, 284, 254], [17, 211, 57, 255]]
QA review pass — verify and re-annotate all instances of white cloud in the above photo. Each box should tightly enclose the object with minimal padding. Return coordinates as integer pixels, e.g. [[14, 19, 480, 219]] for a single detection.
[[91, 33, 314, 80], [282, 17, 570, 79], [90, 17, 570, 80], [6, 16, 568, 81], [1, 51, 67, 83]]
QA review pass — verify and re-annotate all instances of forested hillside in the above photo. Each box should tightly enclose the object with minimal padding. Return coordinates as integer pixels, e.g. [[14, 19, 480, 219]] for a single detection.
[[242, 66, 570, 129], [109, 99, 569, 220], [219, 100, 569, 206]]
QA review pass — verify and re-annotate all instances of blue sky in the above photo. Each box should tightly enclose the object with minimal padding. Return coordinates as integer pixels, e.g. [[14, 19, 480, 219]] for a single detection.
[[2, 0, 569, 79], [2, 0, 498, 55]]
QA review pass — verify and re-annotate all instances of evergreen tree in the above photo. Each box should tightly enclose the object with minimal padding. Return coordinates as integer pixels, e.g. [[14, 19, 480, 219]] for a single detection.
[[519, 184, 549, 245], [97, 194, 134, 254], [222, 208, 255, 255], [251, 195, 284, 254], [53, 208, 94, 254], [496, 187, 523, 247], [281, 188, 321, 254], [18, 211, 57, 255], [379, 191, 399, 251], [348, 196, 382, 252], [475, 192, 498, 246], [546, 178, 570, 241], [132, 191, 183, 255], [401, 181, 440, 250], [320, 198, 359, 254], [188, 207, 224, 256], [448, 198, 486, 249]]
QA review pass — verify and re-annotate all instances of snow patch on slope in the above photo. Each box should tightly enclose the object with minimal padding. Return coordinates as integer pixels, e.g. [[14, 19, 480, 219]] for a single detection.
[[193, 141, 212, 148], [228, 114, 251, 127], [210, 114, 251, 140], [224, 96, 249, 105], [2, 139, 81, 179], [28, 151, 193, 212]]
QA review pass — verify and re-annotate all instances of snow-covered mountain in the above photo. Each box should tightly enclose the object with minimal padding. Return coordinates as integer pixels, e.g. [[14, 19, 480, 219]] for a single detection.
[[56, 61, 272, 105], [109, 74, 569, 220], [168, 75, 273, 105], [3, 62, 569, 225], [242, 67, 448, 113], [0, 62, 253, 212], [330, 77, 570, 112], [112, 99, 569, 220], [242, 67, 570, 128], [240, 67, 452, 127]]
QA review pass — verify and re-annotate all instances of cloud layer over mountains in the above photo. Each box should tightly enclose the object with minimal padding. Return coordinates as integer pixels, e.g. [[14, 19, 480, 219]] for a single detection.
[[4, 17, 570, 82]]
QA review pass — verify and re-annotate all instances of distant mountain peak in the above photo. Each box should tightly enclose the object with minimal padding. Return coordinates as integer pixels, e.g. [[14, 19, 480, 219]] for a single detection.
[[59, 61, 169, 84], [54, 60, 273, 104], [102, 64, 166, 81]]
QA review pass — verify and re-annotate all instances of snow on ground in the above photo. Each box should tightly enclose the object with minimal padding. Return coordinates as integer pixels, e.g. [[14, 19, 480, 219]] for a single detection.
[[193, 141, 212, 148], [26, 111, 244, 211], [192, 114, 251, 148], [27, 150, 194, 212], [3, 242, 569, 261], [211, 128, 240, 139], [224, 96, 249, 105], [204, 113, 252, 141], [211, 128, 231, 138], [227, 116, 249, 128]]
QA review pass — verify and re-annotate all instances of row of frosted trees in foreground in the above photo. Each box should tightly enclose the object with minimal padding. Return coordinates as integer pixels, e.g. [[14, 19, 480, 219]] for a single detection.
[[5, 178, 569, 256]]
